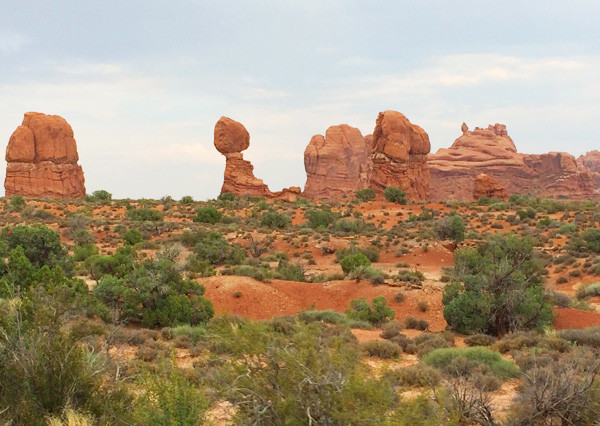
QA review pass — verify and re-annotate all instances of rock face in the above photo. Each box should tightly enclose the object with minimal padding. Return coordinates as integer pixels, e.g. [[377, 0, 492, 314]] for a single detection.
[[369, 111, 430, 200], [303, 124, 372, 200], [214, 117, 270, 197], [472, 173, 506, 200], [302, 111, 430, 201], [5, 112, 85, 198], [429, 124, 597, 201]]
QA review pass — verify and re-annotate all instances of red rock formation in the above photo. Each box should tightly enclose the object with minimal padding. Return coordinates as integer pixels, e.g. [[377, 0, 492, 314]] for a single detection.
[[369, 111, 430, 200], [578, 150, 600, 188], [214, 116, 270, 197], [429, 124, 597, 201], [473, 173, 506, 200], [5, 112, 85, 198], [303, 124, 372, 200]]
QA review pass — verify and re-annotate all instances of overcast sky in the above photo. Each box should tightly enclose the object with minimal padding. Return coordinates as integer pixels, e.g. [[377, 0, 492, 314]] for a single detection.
[[1, 1, 599, 199]]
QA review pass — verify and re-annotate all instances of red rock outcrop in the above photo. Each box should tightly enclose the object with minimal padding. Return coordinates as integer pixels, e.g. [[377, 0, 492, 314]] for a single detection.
[[215, 117, 270, 197], [472, 173, 506, 200], [5, 112, 85, 198], [429, 124, 597, 201], [369, 111, 430, 200], [578, 151, 600, 188], [303, 124, 372, 200]]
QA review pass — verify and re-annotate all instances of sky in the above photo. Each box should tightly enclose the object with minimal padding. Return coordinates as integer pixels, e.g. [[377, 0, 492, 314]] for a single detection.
[[0, 1, 599, 199]]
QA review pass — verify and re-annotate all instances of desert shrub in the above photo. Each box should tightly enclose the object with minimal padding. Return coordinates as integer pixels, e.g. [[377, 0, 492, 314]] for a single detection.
[[435, 214, 466, 243], [340, 252, 371, 274], [494, 331, 571, 354], [345, 296, 395, 326], [194, 206, 222, 224], [394, 292, 405, 303], [384, 187, 407, 204], [275, 260, 305, 282], [89, 189, 112, 202], [127, 208, 163, 222], [417, 300, 428, 312], [384, 364, 441, 388], [133, 359, 207, 424], [123, 228, 143, 246], [188, 231, 245, 265], [556, 276, 568, 284], [307, 208, 337, 229], [413, 333, 454, 357], [360, 340, 401, 359], [336, 244, 380, 263], [356, 188, 376, 202], [7, 194, 26, 211], [405, 316, 429, 330], [380, 321, 404, 339], [576, 282, 600, 299], [219, 321, 392, 425], [334, 218, 372, 234], [517, 207, 537, 220], [93, 258, 214, 327], [297, 309, 347, 325], [558, 327, 600, 348], [443, 233, 552, 336], [260, 210, 291, 229], [73, 244, 99, 262], [423, 347, 519, 380], [508, 348, 600, 425], [390, 334, 418, 354], [557, 223, 577, 234], [221, 264, 270, 282], [217, 191, 236, 202], [1, 225, 71, 272], [464, 334, 495, 347], [180, 195, 194, 204], [85, 245, 136, 281], [396, 270, 424, 284]]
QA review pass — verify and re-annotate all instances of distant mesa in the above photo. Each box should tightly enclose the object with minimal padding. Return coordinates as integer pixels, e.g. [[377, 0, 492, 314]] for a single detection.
[[429, 123, 597, 201], [5, 112, 85, 199]]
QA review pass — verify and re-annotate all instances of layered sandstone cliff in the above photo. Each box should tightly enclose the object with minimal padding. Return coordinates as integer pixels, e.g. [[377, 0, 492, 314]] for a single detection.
[[5, 112, 85, 198], [429, 124, 597, 201]]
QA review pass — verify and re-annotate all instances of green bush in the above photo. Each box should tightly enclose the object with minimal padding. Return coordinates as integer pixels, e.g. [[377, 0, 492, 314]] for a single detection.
[[384, 187, 407, 204], [7, 194, 26, 212], [435, 214, 466, 243], [297, 309, 347, 325], [188, 231, 245, 265], [340, 253, 371, 274], [345, 296, 395, 326], [127, 208, 163, 222], [356, 188, 376, 202], [260, 211, 291, 229], [307, 209, 337, 229], [217, 191, 236, 202], [275, 260, 305, 282], [443, 233, 552, 335], [123, 228, 143, 246], [180, 195, 194, 204], [86, 189, 112, 202], [422, 347, 520, 380], [1, 225, 71, 272], [464, 334, 495, 347], [576, 282, 600, 299], [384, 364, 441, 388], [73, 244, 99, 262], [194, 206, 222, 224]]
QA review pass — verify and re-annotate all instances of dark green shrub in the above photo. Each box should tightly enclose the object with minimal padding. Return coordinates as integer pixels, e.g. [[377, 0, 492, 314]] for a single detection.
[[435, 214, 466, 243], [180, 195, 194, 204], [123, 228, 143, 246], [194, 206, 222, 224], [1, 225, 71, 272], [443, 233, 552, 335], [307, 209, 337, 229], [345, 296, 395, 326], [217, 191, 236, 202], [127, 208, 163, 222], [384, 187, 407, 204], [188, 231, 245, 265], [89, 189, 112, 202], [340, 253, 371, 274]]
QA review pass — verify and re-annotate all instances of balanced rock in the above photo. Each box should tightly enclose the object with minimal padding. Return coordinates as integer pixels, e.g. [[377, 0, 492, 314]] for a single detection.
[[472, 173, 506, 200], [214, 116, 270, 197], [303, 124, 372, 200], [429, 123, 597, 201], [369, 111, 430, 200], [5, 112, 85, 198]]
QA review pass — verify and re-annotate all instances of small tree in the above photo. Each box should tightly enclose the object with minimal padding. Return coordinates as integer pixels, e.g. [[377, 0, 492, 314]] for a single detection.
[[7, 195, 26, 212], [384, 187, 407, 204], [340, 253, 371, 274], [443, 233, 552, 335], [435, 214, 466, 243], [260, 211, 291, 229], [356, 188, 376, 202], [123, 229, 143, 246]]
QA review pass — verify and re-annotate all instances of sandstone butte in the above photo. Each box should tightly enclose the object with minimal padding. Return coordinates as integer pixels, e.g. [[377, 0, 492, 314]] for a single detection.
[[303, 110, 430, 200], [214, 116, 301, 202], [428, 123, 598, 201], [5, 112, 86, 199], [578, 150, 600, 188]]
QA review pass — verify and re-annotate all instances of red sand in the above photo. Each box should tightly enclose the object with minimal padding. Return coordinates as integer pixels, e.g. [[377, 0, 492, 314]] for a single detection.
[[553, 307, 600, 329]]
